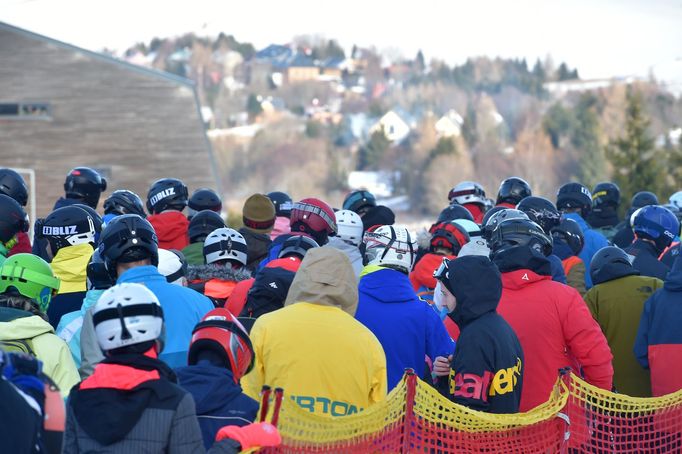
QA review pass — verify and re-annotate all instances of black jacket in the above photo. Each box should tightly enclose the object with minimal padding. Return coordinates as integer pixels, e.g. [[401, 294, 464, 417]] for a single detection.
[[437, 256, 524, 413], [240, 265, 295, 319], [613, 223, 635, 249], [587, 207, 620, 229], [239, 228, 272, 272], [625, 239, 670, 281]]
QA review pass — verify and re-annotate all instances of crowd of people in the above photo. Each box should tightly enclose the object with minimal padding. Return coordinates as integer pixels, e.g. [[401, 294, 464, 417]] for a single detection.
[[1, 166, 681, 453]]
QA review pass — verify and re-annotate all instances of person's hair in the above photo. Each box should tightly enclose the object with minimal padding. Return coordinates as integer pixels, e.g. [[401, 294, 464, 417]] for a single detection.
[[0, 293, 47, 321], [195, 349, 229, 369]]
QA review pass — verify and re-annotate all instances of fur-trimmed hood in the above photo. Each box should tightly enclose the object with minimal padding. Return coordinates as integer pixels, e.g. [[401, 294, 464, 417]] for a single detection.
[[186, 264, 252, 283], [416, 228, 432, 251]]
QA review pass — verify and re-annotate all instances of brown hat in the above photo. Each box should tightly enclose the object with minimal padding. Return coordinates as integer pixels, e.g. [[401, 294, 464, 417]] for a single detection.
[[242, 194, 276, 233]]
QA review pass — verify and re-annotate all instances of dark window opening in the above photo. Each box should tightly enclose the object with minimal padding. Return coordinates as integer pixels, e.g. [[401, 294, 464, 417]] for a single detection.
[[0, 102, 51, 120]]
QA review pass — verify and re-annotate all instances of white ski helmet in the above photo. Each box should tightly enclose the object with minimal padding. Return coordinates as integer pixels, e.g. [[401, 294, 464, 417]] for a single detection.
[[363, 225, 417, 273], [669, 191, 682, 210], [93, 283, 164, 351], [203, 228, 248, 266], [448, 181, 487, 206], [335, 210, 363, 246], [157, 249, 187, 286]]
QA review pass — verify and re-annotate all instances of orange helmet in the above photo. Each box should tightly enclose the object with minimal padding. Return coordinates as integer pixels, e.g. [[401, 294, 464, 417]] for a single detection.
[[188, 308, 254, 382]]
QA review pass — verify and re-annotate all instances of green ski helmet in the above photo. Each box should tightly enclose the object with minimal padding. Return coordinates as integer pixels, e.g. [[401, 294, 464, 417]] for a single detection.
[[0, 253, 61, 313]]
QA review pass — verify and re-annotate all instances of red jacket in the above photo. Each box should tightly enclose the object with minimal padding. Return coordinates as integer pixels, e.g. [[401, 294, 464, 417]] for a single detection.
[[463, 203, 485, 224], [409, 253, 454, 292], [148, 211, 189, 250], [8, 231, 32, 256], [496, 269, 613, 411]]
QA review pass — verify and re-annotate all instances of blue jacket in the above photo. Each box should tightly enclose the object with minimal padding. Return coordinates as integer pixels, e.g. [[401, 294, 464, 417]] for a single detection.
[[117, 266, 214, 368], [547, 254, 567, 284], [257, 233, 291, 271], [634, 254, 682, 396], [175, 361, 258, 450], [56, 289, 104, 368], [564, 213, 609, 289], [355, 266, 455, 390]]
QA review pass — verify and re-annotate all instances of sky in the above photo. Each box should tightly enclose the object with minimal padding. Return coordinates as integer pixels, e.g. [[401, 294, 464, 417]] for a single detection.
[[2, 0, 681, 80]]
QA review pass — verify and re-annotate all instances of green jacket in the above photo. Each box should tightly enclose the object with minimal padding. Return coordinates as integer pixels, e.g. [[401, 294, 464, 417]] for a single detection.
[[0, 307, 80, 396], [584, 275, 663, 397], [181, 242, 204, 266]]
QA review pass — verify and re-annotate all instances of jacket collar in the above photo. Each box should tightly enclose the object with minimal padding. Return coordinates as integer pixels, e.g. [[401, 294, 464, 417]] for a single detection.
[[117, 265, 165, 284]]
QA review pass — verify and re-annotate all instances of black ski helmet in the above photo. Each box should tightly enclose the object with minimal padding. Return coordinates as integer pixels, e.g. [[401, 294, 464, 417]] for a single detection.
[[146, 178, 188, 214], [188, 188, 222, 215], [556, 182, 592, 217], [64, 167, 107, 209], [496, 177, 532, 206], [631, 191, 659, 210], [278, 234, 320, 259], [589, 246, 637, 286], [98, 214, 159, 278], [188, 210, 226, 243], [86, 249, 116, 291], [38, 205, 96, 252], [0, 194, 29, 243], [591, 182, 621, 209], [489, 218, 553, 258], [551, 218, 585, 256], [267, 191, 294, 218], [516, 196, 561, 234], [342, 190, 377, 215], [436, 204, 475, 224], [0, 168, 28, 206], [103, 190, 146, 218], [482, 209, 529, 241]]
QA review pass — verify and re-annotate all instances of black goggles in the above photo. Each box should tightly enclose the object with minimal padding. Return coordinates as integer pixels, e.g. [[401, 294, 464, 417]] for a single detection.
[[433, 257, 451, 282]]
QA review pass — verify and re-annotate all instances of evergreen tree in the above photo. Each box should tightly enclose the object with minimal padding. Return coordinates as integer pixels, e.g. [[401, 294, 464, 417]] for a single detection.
[[606, 90, 665, 203], [572, 94, 606, 188], [358, 129, 390, 170], [415, 50, 426, 73]]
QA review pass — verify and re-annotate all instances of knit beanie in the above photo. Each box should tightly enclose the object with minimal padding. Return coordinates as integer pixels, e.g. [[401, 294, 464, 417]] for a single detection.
[[242, 194, 276, 234]]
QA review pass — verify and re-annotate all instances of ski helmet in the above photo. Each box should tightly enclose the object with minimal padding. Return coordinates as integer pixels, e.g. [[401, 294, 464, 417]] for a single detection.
[[335, 210, 363, 246], [481, 206, 507, 227], [429, 221, 470, 255], [188, 308, 254, 382], [98, 214, 159, 277], [93, 283, 164, 351], [363, 225, 416, 273], [278, 234, 319, 259], [482, 209, 529, 241], [146, 178, 188, 214], [556, 182, 592, 217], [591, 182, 621, 209], [452, 219, 482, 237], [267, 191, 294, 218], [448, 181, 487, 206], [203, 228, 248, 266], [188, 210, 226, 243], [72, 204, 103, 236], [589, 246, 636, 286], [86, 249, 115, 291], [0, 168, 28, 206], [490, 218, 553, 258], [0, 253, 60, 313], [38, 205, 96, 252], [188, 188, 222, 217], [63, 167, 107, 209], [290, 198, 337, 244], [632, 205, 680, 253], [516, 196, 561, 234], [158, 249, 188, 285], [435, 204, 475, 225], [103, 190, 146, 218], [496, 177, 531, 206], [663, 203, 682, 223], [631, 191, 658, 210], [551, 218, 585, 256], [669, 191, 682, 210], [0, 194, 29, 244], [342, 190, 377, 215]]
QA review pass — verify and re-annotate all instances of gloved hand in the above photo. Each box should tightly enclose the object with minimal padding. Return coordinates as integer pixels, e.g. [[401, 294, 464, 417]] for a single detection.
[[215, 422, 281, 449]]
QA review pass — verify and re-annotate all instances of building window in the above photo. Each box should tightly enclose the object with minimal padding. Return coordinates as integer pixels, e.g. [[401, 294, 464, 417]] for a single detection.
[[0, 102, 52, 120]]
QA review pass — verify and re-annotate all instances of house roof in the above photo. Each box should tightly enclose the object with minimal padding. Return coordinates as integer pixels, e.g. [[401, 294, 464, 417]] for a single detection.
[[0, 21, 194, 88]]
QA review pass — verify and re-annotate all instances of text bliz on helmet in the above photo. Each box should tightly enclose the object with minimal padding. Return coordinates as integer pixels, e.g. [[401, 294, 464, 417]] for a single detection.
[[149, 188, 176, 206], [43, 225, 78, 236]]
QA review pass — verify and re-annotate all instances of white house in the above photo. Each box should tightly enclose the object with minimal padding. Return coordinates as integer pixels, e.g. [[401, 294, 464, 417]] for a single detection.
[[435, 109, 463, 137], [370, 110, 411, 143]]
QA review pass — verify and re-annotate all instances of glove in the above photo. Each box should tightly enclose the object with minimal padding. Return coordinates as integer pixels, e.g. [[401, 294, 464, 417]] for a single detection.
[[215, 422, 281, 449]]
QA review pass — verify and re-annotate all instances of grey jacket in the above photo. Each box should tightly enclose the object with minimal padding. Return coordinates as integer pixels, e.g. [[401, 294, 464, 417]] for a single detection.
[[327, 236, 364, 279]]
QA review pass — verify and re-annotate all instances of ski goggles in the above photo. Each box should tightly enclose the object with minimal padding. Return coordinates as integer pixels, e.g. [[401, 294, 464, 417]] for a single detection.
[[433, 257, 452, 283]]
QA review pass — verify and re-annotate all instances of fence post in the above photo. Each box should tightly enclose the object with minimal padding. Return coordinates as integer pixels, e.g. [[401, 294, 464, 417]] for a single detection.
[[271, 388, 284, 427], [259, 386, 272, 422], [402, 369, 417, 453]]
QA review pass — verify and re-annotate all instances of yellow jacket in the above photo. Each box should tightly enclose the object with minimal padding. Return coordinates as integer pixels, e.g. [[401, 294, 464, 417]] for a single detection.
[[51, 243, 93, 294], [242, 247, 387, 415]]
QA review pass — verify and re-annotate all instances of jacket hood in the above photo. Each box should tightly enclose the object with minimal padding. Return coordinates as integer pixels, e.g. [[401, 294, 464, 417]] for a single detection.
[[53, 197, 84, 209], [665, 251, 682, 291], [492, 245, 552, 276], [270, 216, 291, 240], [552, 238, 574, 261], [285, 246, 358, 316], [148, 211, 189, 244], [175, 362, 243, 414], [446, 256, 502, 327], [592, 260, 640, 286], [187, 264, 252, 282], [0, 308, 54, 340], [81, 289, 105, 314], [588, 207, 620, 228], [239, 227, 272, 264], [416, 229, 432, 251], [411, 253, 453, 290], [52, 243, 93, 293], [359, 266, 416, 304], [500, 268, 551, 290]]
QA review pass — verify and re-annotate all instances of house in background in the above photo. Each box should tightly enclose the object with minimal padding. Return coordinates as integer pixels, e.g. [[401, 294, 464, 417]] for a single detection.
[[435, 109, 464, 138], [0, 21, 219, 216], [369, 110, 412, 143]]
